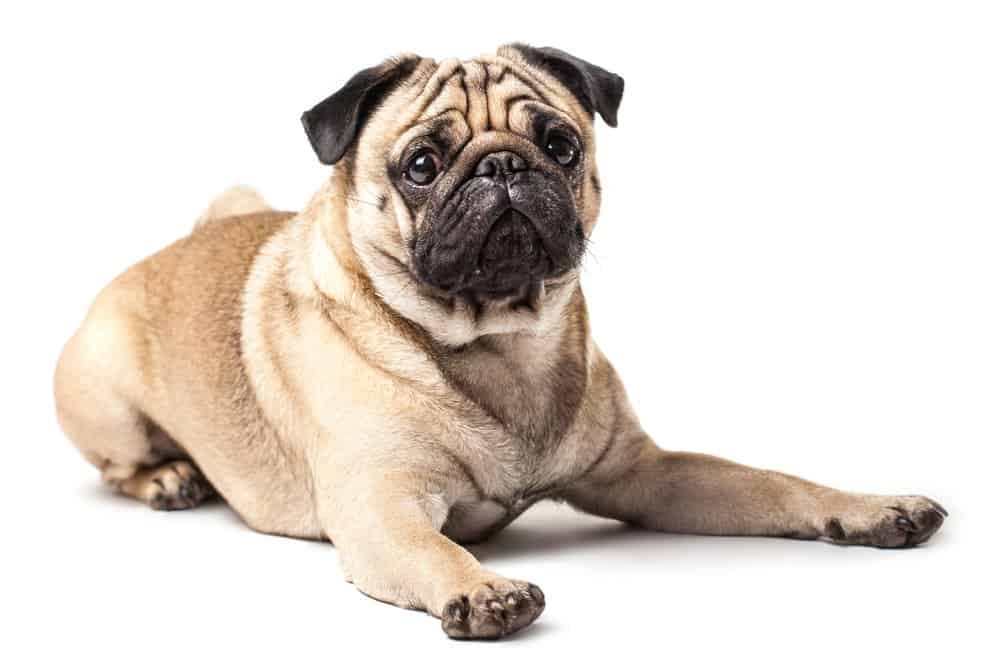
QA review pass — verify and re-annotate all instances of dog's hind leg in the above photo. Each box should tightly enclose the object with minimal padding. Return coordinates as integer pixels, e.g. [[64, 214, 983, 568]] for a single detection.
[[54, 277, 214, 510]]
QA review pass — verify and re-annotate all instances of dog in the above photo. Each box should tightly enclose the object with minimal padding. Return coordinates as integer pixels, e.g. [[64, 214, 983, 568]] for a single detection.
[[54, 44, 947, 639]]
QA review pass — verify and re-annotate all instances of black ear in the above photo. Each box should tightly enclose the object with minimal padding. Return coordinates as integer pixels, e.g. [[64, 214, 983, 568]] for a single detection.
[[301, 56, 420, 165], [508, 44, 624, 127]]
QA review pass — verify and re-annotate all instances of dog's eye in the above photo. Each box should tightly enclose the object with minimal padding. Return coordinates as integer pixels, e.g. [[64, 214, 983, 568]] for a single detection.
[[405, 150, 440, 186], [545, 133, 579, 167]]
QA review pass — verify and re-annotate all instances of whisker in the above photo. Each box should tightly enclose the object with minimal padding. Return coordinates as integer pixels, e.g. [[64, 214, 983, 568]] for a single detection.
[[327, 193, 395, 218], [580, 234, 600, 269]]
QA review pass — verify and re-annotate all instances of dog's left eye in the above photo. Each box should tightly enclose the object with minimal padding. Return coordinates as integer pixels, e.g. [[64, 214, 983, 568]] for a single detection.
[[545, 133, 579, 167], [405, 150, 440, 186]]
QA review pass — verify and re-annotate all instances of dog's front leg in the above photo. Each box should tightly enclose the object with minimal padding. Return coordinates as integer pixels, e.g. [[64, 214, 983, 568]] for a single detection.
[[564, 397, 946, 547], [317, 470, 544, 639]]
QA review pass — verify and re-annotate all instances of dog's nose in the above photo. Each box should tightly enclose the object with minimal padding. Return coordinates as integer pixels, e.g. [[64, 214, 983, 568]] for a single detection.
[[474, 151, 528, 178]]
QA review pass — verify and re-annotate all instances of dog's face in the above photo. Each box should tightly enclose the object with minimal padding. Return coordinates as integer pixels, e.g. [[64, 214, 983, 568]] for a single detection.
[[302, 45, 623, 345]]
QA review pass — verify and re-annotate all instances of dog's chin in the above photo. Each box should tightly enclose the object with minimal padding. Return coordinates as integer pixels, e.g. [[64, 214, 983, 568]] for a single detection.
[[460, 280, 543, 310], [416, 266, 577, 317]]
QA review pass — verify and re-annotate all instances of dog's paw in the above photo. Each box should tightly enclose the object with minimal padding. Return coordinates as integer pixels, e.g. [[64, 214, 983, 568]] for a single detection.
[[145, 461, 215, 511], [822, 495, 947, 548], [441, 579, 545, 639]]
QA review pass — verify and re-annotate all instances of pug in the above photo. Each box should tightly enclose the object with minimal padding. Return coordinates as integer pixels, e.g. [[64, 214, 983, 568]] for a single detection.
[[54, 44, 947, 639]]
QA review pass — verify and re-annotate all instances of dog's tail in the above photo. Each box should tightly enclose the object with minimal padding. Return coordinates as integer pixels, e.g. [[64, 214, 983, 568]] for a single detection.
[[194, 185, 272, 229]]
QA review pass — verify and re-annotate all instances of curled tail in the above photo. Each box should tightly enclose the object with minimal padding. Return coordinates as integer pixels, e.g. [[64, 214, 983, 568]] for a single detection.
[[194, 185, 272, 229]]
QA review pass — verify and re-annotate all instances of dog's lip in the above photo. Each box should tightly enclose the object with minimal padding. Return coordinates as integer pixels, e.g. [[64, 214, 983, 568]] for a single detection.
[[464, 208, 548, 290], [476, 209, 544, 262]]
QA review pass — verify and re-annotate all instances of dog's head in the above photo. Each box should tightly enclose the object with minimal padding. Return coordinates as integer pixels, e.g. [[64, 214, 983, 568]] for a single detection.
[[301, 44, 623, 345]]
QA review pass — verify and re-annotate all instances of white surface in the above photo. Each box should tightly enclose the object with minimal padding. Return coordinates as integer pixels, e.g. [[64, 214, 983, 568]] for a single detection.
[[3, 1, 997, 664]]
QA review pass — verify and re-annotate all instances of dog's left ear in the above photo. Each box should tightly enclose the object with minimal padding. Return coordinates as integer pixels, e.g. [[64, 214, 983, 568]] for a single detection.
[[506, 44, 625, 127], [301, 56, 420, 165]]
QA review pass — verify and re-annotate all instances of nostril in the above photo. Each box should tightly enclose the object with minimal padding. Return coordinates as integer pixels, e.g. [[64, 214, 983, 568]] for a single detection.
[[506, 153, 527, 172], [475, 157, 497, 177], [475, 151, 527, 178]]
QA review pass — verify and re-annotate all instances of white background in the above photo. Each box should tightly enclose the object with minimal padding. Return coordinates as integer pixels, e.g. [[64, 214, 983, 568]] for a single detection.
[[3, 1, 997, 664]]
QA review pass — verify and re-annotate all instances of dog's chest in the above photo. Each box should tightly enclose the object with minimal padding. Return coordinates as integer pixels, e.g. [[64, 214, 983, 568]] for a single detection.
[[438, 332, 588, 456], [428, 320, 591, 543], [435, 414, 589, 543]]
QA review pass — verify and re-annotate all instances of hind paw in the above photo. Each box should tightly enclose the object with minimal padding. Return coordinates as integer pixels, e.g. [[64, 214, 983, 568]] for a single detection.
[[116, 461, 215, 511]]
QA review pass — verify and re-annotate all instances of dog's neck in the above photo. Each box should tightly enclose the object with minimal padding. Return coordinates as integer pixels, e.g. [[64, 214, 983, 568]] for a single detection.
[[431, 288, 591, 450]]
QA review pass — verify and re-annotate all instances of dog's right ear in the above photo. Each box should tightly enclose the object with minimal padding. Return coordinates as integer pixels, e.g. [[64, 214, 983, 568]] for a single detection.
[[301, 56, 420, 166], [506, 44, 624, 128]]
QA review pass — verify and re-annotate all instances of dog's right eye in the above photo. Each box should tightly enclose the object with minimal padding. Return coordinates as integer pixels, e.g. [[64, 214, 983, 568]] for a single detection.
[[405, 150, 440, 186]]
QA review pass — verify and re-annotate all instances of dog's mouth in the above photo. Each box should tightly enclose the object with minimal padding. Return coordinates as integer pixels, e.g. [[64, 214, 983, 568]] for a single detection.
[[413, 169, 584, 302], [461, 208, 552, 299]]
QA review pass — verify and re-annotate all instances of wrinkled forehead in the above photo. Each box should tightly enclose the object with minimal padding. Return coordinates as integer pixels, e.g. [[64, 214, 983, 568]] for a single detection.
[[374, 56, 592, 150]]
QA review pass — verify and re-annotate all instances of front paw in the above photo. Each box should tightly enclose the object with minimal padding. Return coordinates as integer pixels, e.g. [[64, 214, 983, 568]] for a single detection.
[[441, 579, 545, 639], [823, 495, 948, 548]]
